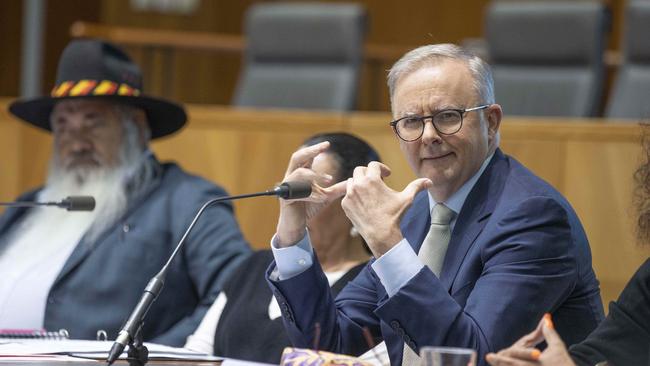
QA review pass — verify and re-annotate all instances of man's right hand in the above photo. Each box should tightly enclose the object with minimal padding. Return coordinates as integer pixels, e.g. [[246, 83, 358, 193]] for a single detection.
[[275, 141, 347, 247]]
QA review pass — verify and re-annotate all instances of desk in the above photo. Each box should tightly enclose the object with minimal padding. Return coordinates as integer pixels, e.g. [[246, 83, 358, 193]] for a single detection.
[[0, 99, 646, 307], [0, 362, 219, 366]]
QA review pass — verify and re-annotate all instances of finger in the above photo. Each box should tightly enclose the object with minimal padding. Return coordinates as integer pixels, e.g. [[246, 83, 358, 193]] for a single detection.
[[281, 170, 333, 203], [322, 180, 347, 198], [543, 313, 554, 331], [498, 347, 541, 361], [366, 161, 392, 179], [286, 168, 322, 185], [307, 181, 346, 203], [315, 173, 334, 187], [515, 317, 546, 348], [486, 353, 514, 366], [352, 166, 367, 180], [285, 167, 334, 188], [287, 142, 330, 173], [486, 353, 536, 366], [541, 315, 565, 348], [344, 177, 353, 195], [401, 178, 433, 201]]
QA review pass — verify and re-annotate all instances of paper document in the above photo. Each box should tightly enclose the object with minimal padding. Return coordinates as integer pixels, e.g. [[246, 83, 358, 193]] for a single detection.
[[0, 339, 222, 362]]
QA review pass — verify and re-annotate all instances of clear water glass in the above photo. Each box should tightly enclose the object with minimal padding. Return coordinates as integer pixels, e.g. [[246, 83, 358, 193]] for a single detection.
[[420, 346, 477, 366]]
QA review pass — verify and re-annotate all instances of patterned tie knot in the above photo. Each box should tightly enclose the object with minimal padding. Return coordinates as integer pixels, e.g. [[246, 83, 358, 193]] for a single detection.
[[431, 204, 456, 225]]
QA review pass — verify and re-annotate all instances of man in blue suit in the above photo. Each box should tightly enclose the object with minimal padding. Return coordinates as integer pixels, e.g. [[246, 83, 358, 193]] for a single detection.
[[0, 39, 250, 345], [266, 44, 604, 365]]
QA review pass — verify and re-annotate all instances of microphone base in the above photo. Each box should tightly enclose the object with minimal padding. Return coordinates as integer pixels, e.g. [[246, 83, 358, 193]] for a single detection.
[[107, 324, 149, 366], [126, 343, 149, 366]]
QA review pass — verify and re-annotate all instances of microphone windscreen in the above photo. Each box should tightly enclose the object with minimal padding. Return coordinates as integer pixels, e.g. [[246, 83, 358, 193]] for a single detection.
[[64, 196, 96, 211], [277, 181, 312, 199]]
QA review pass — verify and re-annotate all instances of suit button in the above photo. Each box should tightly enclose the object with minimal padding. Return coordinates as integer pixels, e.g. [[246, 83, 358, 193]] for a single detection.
[[390, 320, 400, 330], [408, 341, 416, 349], [122, 224, 130, 233]]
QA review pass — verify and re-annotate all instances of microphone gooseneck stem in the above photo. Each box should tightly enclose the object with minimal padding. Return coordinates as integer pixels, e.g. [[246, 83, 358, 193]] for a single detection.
[[158, 190, 276, 275], [0, 196, 96, 211], [0, 201, 59, 207], [106, 189, 277, 365]]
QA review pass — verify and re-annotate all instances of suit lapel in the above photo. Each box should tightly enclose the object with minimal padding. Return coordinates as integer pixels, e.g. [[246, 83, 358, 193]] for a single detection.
[[440, 149, 509, 291]]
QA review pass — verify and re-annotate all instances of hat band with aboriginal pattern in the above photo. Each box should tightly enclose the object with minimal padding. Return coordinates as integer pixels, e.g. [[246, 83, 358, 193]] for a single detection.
[[51, 80, 141, 98]]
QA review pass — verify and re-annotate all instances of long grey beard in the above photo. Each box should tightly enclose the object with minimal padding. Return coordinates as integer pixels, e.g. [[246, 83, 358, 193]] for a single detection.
[[42, 161, 130, 244], [43, 147, 155, 244]]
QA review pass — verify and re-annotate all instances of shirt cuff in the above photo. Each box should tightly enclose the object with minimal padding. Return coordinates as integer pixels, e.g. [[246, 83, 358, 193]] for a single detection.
[[371, 239, 423, 297], [271, 231, 314, 280]]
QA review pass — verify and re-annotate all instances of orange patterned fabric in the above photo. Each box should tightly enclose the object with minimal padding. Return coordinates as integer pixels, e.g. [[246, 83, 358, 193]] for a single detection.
[[280, 347, 372, 366], [51, 81, 75, 97], [49, 80, 141, 98]]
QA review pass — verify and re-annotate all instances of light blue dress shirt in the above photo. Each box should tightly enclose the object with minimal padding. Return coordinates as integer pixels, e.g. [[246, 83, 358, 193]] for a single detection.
[[271, 153, 494, 296]]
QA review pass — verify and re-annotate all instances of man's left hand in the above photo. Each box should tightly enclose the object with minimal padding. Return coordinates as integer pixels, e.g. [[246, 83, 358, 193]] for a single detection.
[[341, 161, 432, 258]]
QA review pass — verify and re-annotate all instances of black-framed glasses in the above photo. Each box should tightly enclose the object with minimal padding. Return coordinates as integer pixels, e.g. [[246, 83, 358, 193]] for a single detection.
[[389, 104, 490, 142]]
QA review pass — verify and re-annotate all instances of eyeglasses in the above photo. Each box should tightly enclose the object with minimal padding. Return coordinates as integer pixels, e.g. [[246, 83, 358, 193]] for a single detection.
[[389, 105, 490, 142]]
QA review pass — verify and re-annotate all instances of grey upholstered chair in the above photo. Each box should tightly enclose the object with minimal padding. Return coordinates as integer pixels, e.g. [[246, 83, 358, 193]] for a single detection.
[[485, 1, 609, 117], [233, 2, 367, 111], [606, 0, 650, 120]]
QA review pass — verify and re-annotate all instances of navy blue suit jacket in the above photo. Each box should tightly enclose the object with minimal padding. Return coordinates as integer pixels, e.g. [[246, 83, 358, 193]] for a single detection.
[[0, 159, 251, 346], [268, 149, 604, 365]]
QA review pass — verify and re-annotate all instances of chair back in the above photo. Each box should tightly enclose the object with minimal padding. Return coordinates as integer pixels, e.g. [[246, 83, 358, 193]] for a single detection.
[[486, 1, 609, 117], [233, 2, 367, 111]]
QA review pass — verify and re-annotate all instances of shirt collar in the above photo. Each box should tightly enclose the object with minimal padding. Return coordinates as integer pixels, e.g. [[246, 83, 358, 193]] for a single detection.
[[428, 152, 495, 217]]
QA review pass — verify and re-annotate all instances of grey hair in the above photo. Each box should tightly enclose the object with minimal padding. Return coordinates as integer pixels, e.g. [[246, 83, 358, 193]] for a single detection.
[[112, 104, 157, 197], [387, 44, 495, 107], [113, 104, 152, 144]]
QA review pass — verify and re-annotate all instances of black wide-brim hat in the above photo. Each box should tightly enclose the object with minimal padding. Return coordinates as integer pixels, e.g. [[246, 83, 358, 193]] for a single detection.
[[9, 39, 186, 139]]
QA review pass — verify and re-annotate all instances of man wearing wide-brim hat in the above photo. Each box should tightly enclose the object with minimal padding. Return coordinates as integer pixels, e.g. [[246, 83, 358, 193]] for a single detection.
[[0, 39, 251, 345]]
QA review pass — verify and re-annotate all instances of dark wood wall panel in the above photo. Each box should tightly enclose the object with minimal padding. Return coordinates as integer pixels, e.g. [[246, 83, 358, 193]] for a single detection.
[[0, 0, 629, 109], [0, 0, 99, 98], [42, 1, 101, 92], [96, 0, 495, 110], [100, 0, 254, 104], [0, 2, 22, 97]]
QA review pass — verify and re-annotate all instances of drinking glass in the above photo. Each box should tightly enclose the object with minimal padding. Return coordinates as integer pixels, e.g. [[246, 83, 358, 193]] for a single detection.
[[420, 346, 477, 366]]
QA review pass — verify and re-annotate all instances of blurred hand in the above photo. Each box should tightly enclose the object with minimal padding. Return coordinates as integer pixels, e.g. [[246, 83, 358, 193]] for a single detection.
[[275, 141, 347, 246], [341, 161, 432, 257], [485, 314, 576, 366]]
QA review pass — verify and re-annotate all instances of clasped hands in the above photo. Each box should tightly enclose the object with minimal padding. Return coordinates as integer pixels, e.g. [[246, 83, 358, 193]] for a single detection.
[[276, 141, 432, 258]]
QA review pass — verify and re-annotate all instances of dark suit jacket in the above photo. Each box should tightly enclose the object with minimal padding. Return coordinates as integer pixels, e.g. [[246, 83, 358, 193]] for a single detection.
[[267, 149, 604, 366], [570, 259, 650, 366], [0, 159, 251, 346]]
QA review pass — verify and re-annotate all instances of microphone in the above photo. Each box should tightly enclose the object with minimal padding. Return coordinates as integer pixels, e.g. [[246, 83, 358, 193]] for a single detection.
[[273, 181, 311, 199], [0, 196, 96, 211], [106, 181, 311, 365]]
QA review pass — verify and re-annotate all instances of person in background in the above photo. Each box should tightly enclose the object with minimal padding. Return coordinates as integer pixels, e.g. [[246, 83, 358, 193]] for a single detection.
[[185, 132, 378, 363], [486, 128, 650, 366], [0, 39, 251, 346], [266, 44, 604, 366]]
